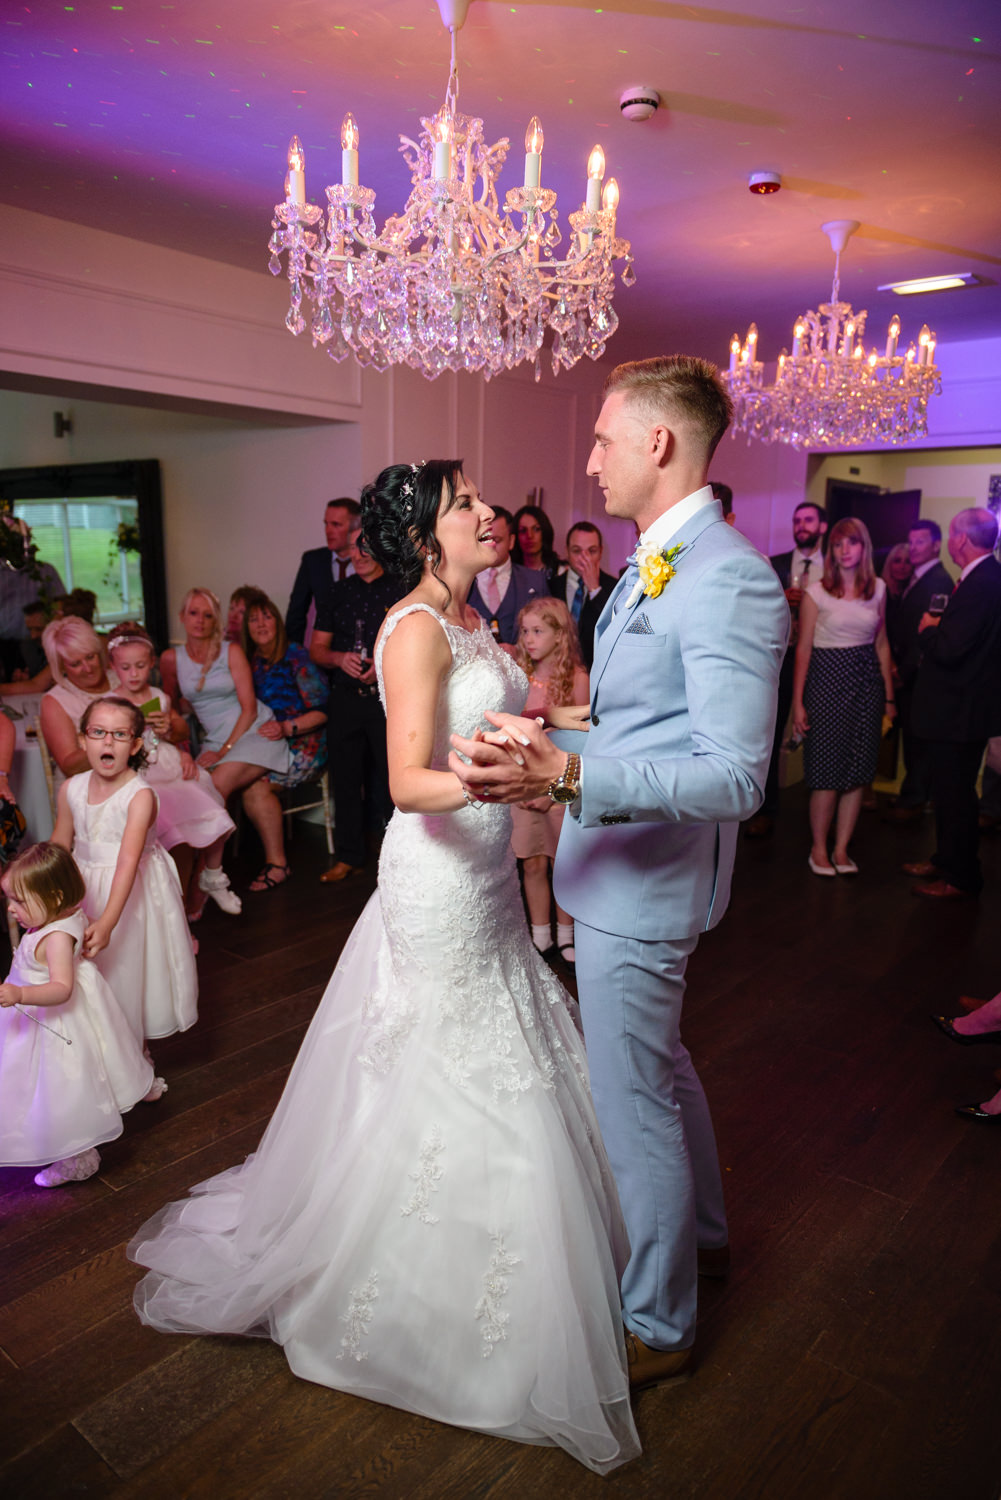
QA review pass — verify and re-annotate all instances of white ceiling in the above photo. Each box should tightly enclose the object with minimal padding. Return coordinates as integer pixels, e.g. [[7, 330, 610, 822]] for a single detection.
[[2, 0, 1000, 374]]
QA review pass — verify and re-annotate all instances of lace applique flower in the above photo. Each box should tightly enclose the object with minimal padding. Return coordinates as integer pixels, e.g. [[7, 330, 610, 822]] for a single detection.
[[474, 1232, 521, 1357], [400, 1125, 444, 1224], [338, 1271, 379, 1361]]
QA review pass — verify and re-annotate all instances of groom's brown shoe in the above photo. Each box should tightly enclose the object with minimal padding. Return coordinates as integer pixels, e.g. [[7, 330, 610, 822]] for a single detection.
[[624, 1331, 694, 1390]]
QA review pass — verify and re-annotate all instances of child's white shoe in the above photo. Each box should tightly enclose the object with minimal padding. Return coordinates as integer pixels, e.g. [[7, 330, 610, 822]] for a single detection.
[[198, 865, 242, 915], [142, 1076, 168, 1103], [34, 1147, 100, 1188]]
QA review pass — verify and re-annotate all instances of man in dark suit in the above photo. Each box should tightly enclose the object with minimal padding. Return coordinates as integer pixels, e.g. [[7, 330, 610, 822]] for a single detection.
[[885, 519, 954, 820], [468, 507, 544, 644], [286, 497, 359, 644], [906, 508, 1001, 898], [744, 500, 825, 837], [557, 521, 617, 669]]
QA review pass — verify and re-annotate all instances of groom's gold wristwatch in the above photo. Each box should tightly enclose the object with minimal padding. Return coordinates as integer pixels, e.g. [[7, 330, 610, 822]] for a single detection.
[[547, 752, 582, 805]]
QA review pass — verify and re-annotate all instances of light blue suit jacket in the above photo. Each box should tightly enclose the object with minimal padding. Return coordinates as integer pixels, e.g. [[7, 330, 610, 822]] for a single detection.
[[553, 501, 789, 942]]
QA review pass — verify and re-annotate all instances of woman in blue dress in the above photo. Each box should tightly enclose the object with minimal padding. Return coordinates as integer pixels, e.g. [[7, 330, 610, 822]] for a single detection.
[[160, 588, 292, 893], [241, 591, 328, 786]]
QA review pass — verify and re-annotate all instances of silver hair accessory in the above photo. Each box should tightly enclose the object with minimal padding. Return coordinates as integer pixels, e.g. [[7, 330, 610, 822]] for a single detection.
[[107, 632, 151, 656], [400, 459, 427, 514]]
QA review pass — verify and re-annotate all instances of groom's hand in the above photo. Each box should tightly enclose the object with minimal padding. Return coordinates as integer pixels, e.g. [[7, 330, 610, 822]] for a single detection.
[[448, 713, 568, 803]]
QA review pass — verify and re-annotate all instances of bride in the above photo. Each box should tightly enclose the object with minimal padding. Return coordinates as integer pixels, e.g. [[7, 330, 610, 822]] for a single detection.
[[129, 460, 641, 1474]]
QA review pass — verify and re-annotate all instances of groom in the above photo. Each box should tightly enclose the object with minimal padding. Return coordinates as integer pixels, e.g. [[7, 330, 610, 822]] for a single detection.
[[450, 355, 788, 1385]]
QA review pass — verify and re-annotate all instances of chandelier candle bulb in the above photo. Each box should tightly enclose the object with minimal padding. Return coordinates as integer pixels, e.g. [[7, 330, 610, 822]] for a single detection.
[[287, 135, 306, 207], [601, 177, 619, 215], [433, 110, 453, 180], [524, 116, 544, 189], [729, 335, 740, 374], [586, 144, 605, 212], [792, 321, 805, 357], [918, 325, 931, 366], [341, 113, 359, 187], [886, 315, 900, 359]]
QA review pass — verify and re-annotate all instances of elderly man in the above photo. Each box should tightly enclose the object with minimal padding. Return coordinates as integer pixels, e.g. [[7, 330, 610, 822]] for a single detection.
[[905, 507, 1001, 899], [450, 355, 787, 1390], [286, 497, 360, 645]]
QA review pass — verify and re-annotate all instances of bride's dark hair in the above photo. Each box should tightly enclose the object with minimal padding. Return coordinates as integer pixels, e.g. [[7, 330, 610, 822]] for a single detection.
[[360, 459, 464, 597]]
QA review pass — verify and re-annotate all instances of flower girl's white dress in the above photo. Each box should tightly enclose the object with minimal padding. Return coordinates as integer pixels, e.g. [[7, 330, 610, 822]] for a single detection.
[[130, 607, 640, 1474], [0, 911, 153, 1167], [67, 773, 198, 1044]]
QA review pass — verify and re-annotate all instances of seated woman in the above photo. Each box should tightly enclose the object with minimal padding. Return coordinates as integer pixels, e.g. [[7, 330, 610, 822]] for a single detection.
[[240, 592, 328, 786], [225, 585, 260, 646], [160, 588, 292, 893], [39, 618, 119, 778]]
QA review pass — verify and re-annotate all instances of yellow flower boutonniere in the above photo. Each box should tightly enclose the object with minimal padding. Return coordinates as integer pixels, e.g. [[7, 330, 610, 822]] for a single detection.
[[625, 542, 685, 609]]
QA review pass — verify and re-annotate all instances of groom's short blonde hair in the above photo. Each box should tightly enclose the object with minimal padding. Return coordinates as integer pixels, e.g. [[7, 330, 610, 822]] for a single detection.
[[604, 356, 733, 464]]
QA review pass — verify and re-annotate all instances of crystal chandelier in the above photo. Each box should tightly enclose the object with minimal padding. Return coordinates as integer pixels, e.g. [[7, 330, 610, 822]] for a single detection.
[[722, 220, 942, 449], [267, 0, 633, 382]]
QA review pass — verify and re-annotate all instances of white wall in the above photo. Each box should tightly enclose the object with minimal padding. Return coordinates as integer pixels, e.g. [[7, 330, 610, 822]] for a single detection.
[[2, 202, 1000, 589]]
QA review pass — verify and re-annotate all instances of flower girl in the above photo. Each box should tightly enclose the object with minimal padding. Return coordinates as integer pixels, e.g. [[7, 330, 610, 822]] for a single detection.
[[52, 696, 198, 1054], [106, 624, 239, 918], [0, 842, 155, 1188], [512, 598, 589, 965]]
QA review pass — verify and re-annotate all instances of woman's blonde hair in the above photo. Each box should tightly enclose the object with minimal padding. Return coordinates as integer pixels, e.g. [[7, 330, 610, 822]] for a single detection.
[[513, 597, 582, 707], [41, 617, 107, 687], [881, 542, 913, 596], [822, 517, 877, 601], [179, 588, 223, 662], [3, 841, 87, 926]]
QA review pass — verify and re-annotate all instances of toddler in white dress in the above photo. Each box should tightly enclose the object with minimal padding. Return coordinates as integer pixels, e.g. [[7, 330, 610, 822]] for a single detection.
[[0, 841, 154, 1188], [51, 697, 198, 1063]]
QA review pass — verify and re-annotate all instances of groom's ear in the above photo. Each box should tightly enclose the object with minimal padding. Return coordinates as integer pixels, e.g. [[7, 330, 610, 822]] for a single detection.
[[649, 423, 673, 466]]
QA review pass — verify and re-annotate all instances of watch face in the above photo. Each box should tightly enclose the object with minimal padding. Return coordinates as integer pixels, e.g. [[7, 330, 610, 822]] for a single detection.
[[550, 784, 578, 804]]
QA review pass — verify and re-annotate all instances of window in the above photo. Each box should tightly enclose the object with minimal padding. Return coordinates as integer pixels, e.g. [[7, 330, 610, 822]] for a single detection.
[[0, 460, 167, 646]]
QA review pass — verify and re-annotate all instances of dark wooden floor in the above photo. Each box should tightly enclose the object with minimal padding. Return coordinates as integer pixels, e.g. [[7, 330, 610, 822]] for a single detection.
[[1, 792, 1000, 1500]]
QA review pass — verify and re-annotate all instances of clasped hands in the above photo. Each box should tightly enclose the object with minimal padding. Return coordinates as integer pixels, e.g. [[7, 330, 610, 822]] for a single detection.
[[448, 704, 589, 804]]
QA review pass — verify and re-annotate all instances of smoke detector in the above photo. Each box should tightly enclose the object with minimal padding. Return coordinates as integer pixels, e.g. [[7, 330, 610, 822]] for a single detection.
[[748, 170, 781, 194], [619, 86, 660, 122]]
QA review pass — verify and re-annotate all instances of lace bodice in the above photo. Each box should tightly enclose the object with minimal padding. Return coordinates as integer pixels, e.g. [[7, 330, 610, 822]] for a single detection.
[[375, 603, 528, 765]]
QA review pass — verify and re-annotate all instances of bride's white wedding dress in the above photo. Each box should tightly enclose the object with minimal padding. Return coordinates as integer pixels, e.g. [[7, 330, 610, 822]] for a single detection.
[[129, 605, 640, 1474]]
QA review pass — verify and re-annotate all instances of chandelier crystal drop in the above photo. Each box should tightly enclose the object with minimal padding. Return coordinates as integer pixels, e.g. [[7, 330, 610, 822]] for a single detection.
[[267, 0, 633, 382], [722, 221, 942, 449]]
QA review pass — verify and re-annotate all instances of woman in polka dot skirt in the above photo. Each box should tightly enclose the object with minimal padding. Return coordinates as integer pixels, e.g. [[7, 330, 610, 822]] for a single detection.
[[792, 517, 896, 876]]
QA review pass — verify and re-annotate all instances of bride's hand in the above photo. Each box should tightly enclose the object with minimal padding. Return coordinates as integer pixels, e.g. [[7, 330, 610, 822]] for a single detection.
[[546, 704, 591, 732], [449, 712, 567, 803]]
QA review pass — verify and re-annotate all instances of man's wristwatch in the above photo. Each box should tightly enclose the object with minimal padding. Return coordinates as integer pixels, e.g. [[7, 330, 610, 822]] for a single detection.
[[546, 752, 582, 805]]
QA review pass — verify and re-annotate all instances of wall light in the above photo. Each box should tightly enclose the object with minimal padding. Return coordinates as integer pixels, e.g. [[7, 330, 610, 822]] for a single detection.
[[878, 273, 979, 295]]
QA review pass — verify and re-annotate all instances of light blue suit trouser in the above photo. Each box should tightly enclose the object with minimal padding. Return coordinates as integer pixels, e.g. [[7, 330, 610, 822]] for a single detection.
[[574, 922, 728, 1352]]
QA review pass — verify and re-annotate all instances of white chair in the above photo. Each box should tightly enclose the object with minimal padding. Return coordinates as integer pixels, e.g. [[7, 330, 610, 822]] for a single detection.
[[34, 717, 59, 825], [279, 766, 334, 855]]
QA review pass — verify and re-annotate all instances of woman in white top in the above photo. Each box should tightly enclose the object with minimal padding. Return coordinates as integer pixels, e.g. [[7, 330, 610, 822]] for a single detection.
[[792, 518, 896, 876], [39, 618, 119, 778]]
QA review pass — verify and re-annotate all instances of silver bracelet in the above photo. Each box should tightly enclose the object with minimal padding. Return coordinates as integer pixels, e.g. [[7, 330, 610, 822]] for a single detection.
[[461, 783, 484, 810]]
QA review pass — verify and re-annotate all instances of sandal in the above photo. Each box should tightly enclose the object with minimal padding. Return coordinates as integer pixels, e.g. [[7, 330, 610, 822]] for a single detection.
[[249, 862, 291, 892]]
